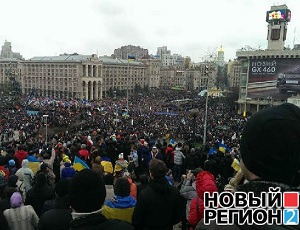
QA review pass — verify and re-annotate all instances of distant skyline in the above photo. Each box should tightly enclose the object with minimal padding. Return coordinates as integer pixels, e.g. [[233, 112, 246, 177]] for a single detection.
[[1, 0, 300, 62]]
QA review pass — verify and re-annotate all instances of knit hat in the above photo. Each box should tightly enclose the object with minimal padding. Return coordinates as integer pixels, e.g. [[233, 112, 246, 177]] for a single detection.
[[114, 177, 130, 197], [240, 103, 300, 186], [69, 169, 106, 213], [9, 159, 15, 167], [10, 192, 23, 208]]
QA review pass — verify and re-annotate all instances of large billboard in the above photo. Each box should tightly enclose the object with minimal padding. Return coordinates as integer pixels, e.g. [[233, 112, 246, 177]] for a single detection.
[[248, 58, 300, 94], [249, 58, 300, 83]]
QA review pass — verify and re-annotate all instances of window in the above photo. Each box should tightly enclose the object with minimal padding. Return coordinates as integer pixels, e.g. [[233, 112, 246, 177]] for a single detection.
[[271, 28, 280, 40]]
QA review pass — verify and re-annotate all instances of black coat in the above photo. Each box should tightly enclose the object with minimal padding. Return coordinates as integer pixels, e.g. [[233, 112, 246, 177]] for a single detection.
[[132, 177, 184, 230], [37, 196, 72, 230], [69, 212, 134, 230], [25, 184, 55, 217]]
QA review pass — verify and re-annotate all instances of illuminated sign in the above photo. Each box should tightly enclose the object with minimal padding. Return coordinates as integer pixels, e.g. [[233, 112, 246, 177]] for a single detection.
[[266, 9, 291, 22]]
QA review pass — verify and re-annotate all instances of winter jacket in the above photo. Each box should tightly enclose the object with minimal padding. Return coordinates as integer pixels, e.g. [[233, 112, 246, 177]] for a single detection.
[[37, 196, 72, 230], [174, 147, 185, 166], [14, 150, 28, 168], [132, 177, 183, 230], [128, 178, 137, 200], [102, 195, 136, 223], [180, 178, 198, 219], [188, 171, 217, 227], [4, 205, 39, 230]]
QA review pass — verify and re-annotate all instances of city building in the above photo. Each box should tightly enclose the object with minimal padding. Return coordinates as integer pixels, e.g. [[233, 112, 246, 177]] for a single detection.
[[156, 46, 184, 67], [114, 45, 149, 60], [0, 40, 23, 60], [216, 46, 225, 67], [227, 60, 242, 90], [14, 54, 148, 101], [236, 4, 300, 114], [140, 59, 161, 89]]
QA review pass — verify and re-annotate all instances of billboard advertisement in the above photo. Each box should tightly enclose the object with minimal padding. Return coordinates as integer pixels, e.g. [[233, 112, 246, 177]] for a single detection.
[[248, 58, 300, 94]]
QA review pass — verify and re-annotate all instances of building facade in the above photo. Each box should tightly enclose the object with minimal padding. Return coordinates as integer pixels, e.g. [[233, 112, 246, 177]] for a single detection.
[[0, 40, 23, 60], [236, 4, 299, 114], [114, 45, 149, 60]]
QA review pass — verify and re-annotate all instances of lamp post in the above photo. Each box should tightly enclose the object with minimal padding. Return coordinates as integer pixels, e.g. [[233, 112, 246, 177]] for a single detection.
[[127, 60, 129, 110], [43, 115, 49, 145], [203, 65, 209, 146]]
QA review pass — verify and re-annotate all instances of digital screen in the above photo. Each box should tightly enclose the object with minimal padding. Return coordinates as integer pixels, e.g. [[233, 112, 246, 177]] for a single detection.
[[266, 9, 291, 22]]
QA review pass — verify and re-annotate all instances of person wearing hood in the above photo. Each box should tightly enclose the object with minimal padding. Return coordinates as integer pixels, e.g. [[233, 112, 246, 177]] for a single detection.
[[132, 159, 183, 230], [184, 148, 200, 173], [102, 177, 136, 224], [3, 191, 39, 230], [15, 159, 34, 193]]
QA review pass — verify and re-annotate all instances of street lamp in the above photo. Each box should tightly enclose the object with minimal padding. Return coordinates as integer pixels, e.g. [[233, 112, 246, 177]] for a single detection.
[[203, 65, 209, 147], [43, 115, 49, 145]]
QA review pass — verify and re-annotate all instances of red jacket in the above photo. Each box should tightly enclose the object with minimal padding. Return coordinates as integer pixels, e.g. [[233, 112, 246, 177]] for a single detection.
[[14, 150, 28, 168], [188, 170, 218, 226], [78, 149, 89, 161]]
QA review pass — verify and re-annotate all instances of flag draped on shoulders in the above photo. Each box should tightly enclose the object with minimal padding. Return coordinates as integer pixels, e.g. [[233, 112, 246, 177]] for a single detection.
[[73, 156, 89, 171]]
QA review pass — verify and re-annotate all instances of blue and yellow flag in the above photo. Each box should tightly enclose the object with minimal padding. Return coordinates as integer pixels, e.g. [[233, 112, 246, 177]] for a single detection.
[[73, 156, 90, 171], [218, 141, 231, 153], [128, 55, 136, 61]]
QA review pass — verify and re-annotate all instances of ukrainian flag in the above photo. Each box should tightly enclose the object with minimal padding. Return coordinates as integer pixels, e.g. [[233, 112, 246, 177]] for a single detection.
[[128, 55, 136, 61], [73, 156, 90, 171], [218, 142, 231, 153]]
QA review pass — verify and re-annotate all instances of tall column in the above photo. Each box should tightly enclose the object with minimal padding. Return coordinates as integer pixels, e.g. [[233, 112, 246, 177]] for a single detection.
[[85, 65, 88, 77], [96, 65, 99, 78], [85, 83, 88, 100], [91, 65, 94, 78], [95, 81, 99, 100], [90, 81, 94, 100]]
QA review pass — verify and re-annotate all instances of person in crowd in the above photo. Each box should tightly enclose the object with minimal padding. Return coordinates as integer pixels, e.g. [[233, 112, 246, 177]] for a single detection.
[[25, 172, 55, 217], [7, 159, 17, 176], [78, 144, 89, 161], [27, 149, 40, 162], [136, 174, 149, 197], [132, 158, 183, 230], [68, 169, 134, 230], [196, 103, 300, 229], [150, 146, 163, 160], [41, 147, 56, 186], [173, 142, 185, 182], [14, 145, 28, 169], [4, 191, 39, 230], [102, 177, 136, 223], [37, 179, 72, 230], [91, 155, 104, 177], [15, 159, 34, 193], [180, 168, 200, 229], [188, 167, 218, 228], [114, 153, 128, 180], [184, 148, 200, 173], [164, 144, 174, 169], [61, 162, 76, 179]]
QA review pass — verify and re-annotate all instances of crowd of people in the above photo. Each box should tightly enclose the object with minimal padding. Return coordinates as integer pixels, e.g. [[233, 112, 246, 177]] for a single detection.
[[0, 90, 299, 230]]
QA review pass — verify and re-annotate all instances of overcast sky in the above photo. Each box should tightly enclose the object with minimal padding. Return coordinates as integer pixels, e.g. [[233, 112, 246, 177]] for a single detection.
[[1, 0, 300, 62]]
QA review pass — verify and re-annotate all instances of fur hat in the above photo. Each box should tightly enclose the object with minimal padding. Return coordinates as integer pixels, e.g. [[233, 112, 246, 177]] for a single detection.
[[240, 103, 300, 186], [69, 169, 106, 212]]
